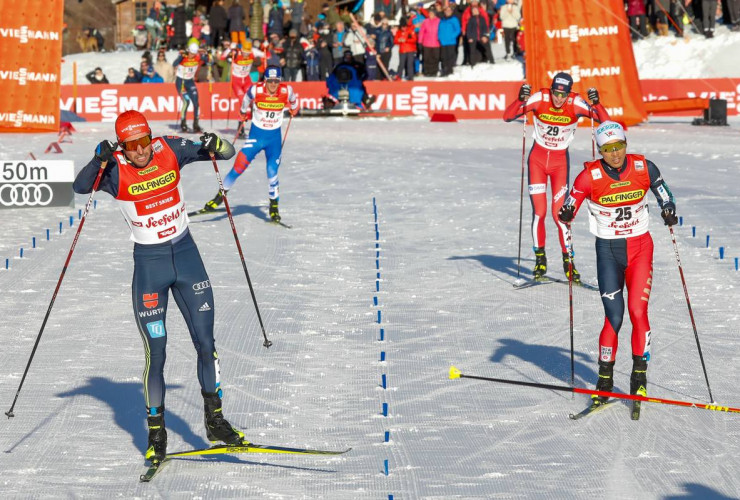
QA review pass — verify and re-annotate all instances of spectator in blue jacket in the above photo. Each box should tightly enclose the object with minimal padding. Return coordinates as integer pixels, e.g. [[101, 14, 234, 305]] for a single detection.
[[438, 5, 461, 76], [376, 18, 394, 80]]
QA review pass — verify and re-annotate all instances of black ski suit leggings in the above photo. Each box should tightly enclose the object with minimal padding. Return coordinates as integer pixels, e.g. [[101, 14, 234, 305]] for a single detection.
[[132, 230, 220, 410]]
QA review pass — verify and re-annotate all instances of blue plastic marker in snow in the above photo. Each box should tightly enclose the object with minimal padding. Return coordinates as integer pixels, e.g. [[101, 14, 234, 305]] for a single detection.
[[679, 216, 683, 226], [377, 311, 381, 323], [78, 209, 82, 219], [736, 257, 739, 271], [32, 237, 36, 249], [381, 374, 387, 389], [719, 246, 724, 259], [94, 200, 97, 209], [376, 281, 380, 292], [374, 296, 378, 306], [383, 459, 389, 476], [380, 351, 385, 361], [384, 430, 390, 442], [5, 259, 8, 270], [379, 328, 385, 341], [382, 402, 388, 416], [692, 226, 696, 237], [46, 229, 50, 241], [706, 235, 710, 248], [59, 222, 63, 234], [20, 248, 23, 258], [69, 215, 73, 227]]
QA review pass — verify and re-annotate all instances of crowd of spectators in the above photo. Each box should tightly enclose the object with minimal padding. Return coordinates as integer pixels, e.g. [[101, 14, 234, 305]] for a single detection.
[[91, 0, 740, 84]]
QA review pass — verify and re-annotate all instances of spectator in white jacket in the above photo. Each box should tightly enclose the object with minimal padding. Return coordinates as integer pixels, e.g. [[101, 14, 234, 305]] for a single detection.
[[499, 0, 522, 61]]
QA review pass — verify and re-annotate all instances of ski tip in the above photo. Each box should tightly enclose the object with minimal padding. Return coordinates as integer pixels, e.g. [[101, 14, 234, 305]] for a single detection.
[[449, 366, 462, 379]]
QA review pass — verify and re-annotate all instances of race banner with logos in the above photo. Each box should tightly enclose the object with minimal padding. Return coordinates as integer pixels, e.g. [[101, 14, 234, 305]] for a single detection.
[[522, 0, 647, 126], [0, 0, 64, 133], [58, 80, 738, 122], [0, 161, 74, 209]]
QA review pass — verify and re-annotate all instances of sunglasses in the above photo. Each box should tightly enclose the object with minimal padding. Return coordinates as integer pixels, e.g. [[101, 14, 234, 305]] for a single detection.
[[120, 135, 152, 151], [265, 78, 280, 84], [552, 90, 568, 99], [599, 140, 627, 154]]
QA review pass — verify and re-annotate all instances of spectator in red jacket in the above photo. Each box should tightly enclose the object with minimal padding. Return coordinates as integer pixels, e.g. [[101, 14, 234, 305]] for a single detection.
[[626, 0, 648, 40], [394, 17, 417, 81], [418, 9, 441, 76]]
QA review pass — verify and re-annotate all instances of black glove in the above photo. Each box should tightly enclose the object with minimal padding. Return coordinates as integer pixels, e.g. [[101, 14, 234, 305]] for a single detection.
[[587, 87, 599, 105], [558, 204, 575, 223], [95, 140, 117, 162], [518, 83, 531, 102], [661, 204, 678, 226], [200, 132, 222, 154]]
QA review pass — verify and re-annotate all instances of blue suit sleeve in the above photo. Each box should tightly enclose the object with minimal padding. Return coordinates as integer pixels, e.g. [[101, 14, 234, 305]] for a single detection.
[[647, 159, 675, 210], [162, 136, 236, 169], [73, 157, 119, 197]]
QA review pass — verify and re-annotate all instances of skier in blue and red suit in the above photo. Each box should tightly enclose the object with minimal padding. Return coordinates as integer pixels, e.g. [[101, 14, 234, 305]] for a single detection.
[[503, 72, 611, 282], [173, 40, 209, 133], [73, 110, 247, 465], [558, 121, 678, 408]]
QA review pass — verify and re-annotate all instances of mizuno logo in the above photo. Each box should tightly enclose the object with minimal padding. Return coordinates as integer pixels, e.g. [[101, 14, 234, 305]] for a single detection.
[[601, 290, 620, 300]]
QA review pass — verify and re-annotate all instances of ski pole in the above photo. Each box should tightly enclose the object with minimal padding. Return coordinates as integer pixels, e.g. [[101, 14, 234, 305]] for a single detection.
[[669, 225, 714, 403], [516, 114, 527, 278], [590, 108, 595, 160], [208, 153, 272, 348], [226, 82, 233, 129], [448, 366, 739, 414], [565, 224, 575, 391], [281, 114, 293, 149], [232, 119, 245, 144], [6, 160, 109, 418]]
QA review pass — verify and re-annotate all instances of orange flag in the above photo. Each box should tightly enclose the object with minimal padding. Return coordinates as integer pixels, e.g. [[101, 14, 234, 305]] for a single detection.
[[523, 0, 647, 126], [0, 0, 64, 133]]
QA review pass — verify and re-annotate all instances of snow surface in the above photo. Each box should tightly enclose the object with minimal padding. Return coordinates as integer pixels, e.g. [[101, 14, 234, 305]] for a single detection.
[[60, 24, 740, 86], [1, 117, 740, 498]]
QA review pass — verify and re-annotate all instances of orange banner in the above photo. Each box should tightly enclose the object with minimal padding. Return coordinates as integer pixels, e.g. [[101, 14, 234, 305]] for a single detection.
[[0, 0, 64, 133], [523, 0, 647, 126]]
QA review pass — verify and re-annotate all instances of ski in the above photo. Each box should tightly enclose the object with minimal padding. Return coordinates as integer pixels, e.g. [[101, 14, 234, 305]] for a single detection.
[[514, 275, 599, 291], [167, 442, 352, 458], [569, 400, 617, 420], [268, 220, 292, 229], [140, 459, 169, 482], [631, 401, 642, 420], [513, 278, 555, 290], [188, 207, 223, 217]]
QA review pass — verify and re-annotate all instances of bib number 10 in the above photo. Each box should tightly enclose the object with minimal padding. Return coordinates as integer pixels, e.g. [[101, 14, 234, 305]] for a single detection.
[[615, 207, 632, 221]]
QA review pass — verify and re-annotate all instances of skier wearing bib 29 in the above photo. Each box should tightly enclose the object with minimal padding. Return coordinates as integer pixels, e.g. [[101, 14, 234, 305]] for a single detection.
[[72, 110, 247, 465], [504, 72, 611, 282], [557, 121, 678, 411], [202, 65, 298, 223]]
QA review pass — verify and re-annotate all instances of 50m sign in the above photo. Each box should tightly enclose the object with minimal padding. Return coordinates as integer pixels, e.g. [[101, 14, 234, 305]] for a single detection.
[[0, 160, 75, 209]]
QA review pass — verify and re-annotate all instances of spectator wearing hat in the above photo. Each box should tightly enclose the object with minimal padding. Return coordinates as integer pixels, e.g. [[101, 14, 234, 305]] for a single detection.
[[394, 17, 418, 80], [438, 4, 461, 76], [376, 17, 394, 80], [268, 2, 285, 38], [124, 67, 143, 84], [284, 29, 304, 81], [418, 9, 441, 77]]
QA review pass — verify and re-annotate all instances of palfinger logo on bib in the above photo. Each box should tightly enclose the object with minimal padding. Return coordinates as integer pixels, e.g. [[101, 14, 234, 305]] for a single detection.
[[0, 183, 53, 206]]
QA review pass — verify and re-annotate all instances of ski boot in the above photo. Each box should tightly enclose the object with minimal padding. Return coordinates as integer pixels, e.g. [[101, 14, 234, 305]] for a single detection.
[[180, 119, 189, 133], [192, 119, 203, 134], [533, 247, 547, 280], [562, 252, 581, 284], [630, 355, 648, 420], [269, 199, 280, 223], [202, 390, 247, 445], [590, 360, 615, 406], [203, 190, 226, 212], [145, 406, 167, 463]]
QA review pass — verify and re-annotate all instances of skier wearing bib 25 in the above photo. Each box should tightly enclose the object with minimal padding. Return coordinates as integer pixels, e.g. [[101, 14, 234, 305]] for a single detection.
[[202, 65, 298, 223], [504, 72, 611, 282], [557, 121, 678, 413], [72, 110, 248, 465]]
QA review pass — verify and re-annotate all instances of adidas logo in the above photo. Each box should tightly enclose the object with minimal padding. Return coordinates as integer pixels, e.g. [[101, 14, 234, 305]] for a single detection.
[[199, 302, 212, 312]]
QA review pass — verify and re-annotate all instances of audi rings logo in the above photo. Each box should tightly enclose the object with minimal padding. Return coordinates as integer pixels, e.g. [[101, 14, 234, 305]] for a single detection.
[[192, 280, 211, 291], [0, 183, 53, 207]]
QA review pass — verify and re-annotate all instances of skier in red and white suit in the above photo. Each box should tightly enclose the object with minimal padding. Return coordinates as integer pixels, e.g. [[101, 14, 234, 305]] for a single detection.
[[221, 41, 265, 137], [504, 72, 610, 281], [558, 121, 678, 405]]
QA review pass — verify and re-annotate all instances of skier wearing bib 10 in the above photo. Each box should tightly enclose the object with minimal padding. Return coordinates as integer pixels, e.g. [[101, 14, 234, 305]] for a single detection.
[[557, 121, 678, 415], [201, 65, 298, 223]]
